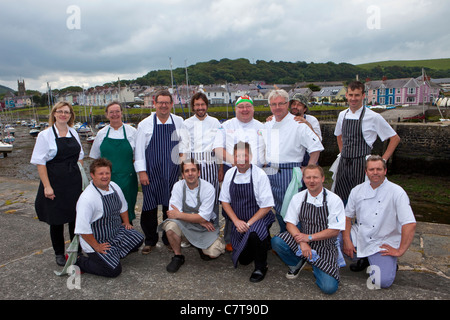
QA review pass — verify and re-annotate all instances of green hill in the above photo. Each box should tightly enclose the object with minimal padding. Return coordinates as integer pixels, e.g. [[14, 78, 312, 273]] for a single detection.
[[0, 84, 15, 95], [123, 58, 450, 87], [357, 58, 450, 71]]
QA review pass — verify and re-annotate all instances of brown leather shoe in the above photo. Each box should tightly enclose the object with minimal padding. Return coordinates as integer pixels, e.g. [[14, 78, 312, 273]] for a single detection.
[[141, 245, 154, 255]]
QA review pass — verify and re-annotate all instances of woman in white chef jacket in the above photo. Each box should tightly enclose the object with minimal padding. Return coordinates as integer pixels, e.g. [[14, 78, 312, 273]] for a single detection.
[[31, 102, 84, 267]]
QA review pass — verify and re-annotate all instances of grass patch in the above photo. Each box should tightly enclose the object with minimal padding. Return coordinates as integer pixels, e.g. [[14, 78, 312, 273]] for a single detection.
[[387, 174, 450, 205], [357, 58, 450, 70]]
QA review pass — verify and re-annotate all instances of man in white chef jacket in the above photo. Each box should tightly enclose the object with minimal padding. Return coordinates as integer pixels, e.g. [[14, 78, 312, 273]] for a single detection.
[[342, 155, 416, 289], [179, 92, 222, 225], [263, 89, 324, 232]]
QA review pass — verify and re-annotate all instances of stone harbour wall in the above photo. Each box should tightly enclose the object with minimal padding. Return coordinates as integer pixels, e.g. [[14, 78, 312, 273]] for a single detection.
[[319, 121, 450, 176]]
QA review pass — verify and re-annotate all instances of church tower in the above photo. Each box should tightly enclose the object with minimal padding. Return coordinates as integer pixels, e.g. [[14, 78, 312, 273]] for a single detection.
[[18, 80, 26, 96]]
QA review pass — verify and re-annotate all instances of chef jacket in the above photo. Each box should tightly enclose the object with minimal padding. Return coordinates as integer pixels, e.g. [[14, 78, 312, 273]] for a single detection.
[[345, 178, 416, 258]]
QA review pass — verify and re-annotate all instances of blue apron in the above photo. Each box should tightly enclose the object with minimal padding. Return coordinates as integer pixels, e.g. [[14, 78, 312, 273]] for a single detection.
[[228, 166, 274, 267], [92, 184, 144, 269], [142, 113, 180, 210], [335, 107, 372, 201], [278, 189, 340, 281]]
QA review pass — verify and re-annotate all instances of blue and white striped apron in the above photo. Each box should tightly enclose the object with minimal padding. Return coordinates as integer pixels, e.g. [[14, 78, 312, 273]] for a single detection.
[[277, 189, 340, 281], [92, 184, 144, 269], [267, 162, 302, 215], [142, 113, 181, 210], [335, 107, 372, 202], [229, 166, 275, 267]]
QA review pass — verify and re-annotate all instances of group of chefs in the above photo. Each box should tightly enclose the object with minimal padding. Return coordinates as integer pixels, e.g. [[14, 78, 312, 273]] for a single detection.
[[30, 81, 416, 294]]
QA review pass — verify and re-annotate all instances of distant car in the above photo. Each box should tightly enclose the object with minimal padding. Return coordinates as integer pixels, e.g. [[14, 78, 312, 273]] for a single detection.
[[133, 105, 141, 108]]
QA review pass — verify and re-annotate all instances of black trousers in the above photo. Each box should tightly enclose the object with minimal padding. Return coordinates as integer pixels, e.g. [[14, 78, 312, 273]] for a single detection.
[[238, 232, 270, 270], [140, 206, 169, 246], [76, 240, 143, 278], [50, 222, 75, 256]]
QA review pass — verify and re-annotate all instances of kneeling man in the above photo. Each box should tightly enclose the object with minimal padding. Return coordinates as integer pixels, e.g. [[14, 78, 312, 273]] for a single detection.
[[271, 165, 345, 295], [159, 159, 225, 273], [75, 158, 144, 277], [343, 155, 416, 289]]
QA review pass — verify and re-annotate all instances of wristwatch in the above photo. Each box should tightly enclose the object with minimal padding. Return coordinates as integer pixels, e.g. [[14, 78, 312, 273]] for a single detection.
[[308, 235, 313, 242]]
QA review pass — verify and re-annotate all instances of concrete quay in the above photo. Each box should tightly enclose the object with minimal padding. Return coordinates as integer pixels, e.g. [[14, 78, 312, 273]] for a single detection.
[[0, 177, 449, 305]]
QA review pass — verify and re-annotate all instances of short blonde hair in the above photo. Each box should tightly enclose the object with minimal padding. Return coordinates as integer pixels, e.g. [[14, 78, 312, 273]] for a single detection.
[[49, 102, 75, 127]]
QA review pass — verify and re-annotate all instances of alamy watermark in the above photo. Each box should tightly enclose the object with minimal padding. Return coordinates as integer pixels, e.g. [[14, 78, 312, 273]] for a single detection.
[[366, 5, 381, 30], [67, 265, 82, 290], [66, 5, 81, 30], [366, 265, 381, 290]]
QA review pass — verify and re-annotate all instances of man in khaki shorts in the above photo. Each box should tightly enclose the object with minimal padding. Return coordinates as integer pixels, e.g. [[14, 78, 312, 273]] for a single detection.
[[158, 159, 225, 273]]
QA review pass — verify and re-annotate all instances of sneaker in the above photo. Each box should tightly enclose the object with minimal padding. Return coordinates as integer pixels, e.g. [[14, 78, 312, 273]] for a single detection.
[[166, 255, 185, 273], [286, 258, 307, 279]]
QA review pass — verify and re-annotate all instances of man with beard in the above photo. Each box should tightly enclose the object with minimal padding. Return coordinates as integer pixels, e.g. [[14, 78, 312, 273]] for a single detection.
[[179, 92, 222, 232]]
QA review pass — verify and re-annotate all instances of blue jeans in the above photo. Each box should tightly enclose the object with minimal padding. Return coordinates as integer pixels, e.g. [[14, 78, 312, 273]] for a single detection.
[[271, 235, 339, 295]]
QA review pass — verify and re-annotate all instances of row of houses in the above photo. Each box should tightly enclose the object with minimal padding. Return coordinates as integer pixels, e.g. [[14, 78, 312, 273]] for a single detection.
[[2, 76, 448, 110], [57, 86, 135, 106], [57, 76, 442, 108]]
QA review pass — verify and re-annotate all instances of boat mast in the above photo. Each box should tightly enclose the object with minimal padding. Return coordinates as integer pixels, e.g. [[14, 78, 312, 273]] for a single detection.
[[185, 59, 190, 117], [170, 57, 175, 113]]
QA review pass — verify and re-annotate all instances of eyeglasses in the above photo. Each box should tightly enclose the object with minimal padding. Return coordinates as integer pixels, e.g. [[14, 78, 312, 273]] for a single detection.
[[156, 101, 172, 106], [55, 110, 71, 115], [193, 103, 207, 107], [269, 102, 288, 108]]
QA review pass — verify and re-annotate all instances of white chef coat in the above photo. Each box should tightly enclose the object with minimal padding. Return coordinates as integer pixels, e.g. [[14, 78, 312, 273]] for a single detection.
[[305, 114, 322, 141], [219, 166, 274, 209], [75, 181, 128, 253], [179, 114, 221, 158], [263, 113, 324, 165], [30, 125, 84, 165], [345, 178, 416, 258], [169, 178, 216, 222], [89, 124, 137, 159], [334, 107, 397, 147], [213, 118, 266, 167], [284, 188, 346, 231], [133, 112, 184, 172]]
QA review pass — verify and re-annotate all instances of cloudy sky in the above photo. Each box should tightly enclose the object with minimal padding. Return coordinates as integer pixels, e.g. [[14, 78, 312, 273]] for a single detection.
[[1, 0, 449, 92]]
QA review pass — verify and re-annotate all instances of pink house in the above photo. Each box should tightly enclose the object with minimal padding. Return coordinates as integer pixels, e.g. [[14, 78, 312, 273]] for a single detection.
[[365, 77, 440, 106]]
